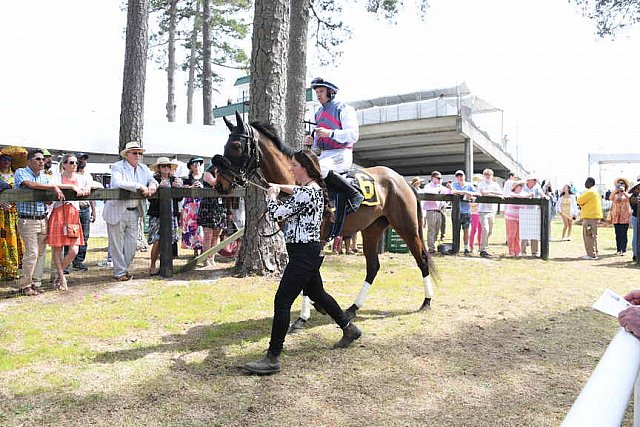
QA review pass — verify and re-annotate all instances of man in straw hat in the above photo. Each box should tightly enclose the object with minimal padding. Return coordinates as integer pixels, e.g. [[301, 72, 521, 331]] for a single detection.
[[102, 142, 157, 281]]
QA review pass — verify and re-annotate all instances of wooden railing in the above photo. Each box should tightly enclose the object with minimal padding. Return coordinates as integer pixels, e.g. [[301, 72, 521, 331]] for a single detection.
[[0, 187, 245, 278], [417, 193, 551, 259]]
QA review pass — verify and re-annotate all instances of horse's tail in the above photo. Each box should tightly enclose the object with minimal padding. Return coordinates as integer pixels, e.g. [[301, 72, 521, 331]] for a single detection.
[[410, 185, 438, 280]]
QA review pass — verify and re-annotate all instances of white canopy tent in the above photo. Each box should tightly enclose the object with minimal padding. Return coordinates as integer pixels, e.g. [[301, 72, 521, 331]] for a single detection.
[[0, 111, 229, 165]]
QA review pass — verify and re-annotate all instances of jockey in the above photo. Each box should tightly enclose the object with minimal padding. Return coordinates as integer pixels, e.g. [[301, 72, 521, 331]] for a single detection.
[[304, 77, 364, 213]]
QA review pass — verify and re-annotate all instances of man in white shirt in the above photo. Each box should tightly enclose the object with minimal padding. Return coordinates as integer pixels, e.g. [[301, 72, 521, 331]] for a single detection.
[[422, 171, 450, 253], [477, 168, 504, 258], [103, 142, 157, 281]]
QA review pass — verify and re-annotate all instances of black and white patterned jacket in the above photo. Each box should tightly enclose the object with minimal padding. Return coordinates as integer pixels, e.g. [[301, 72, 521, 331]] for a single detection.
[[267, 186, 323, 243]]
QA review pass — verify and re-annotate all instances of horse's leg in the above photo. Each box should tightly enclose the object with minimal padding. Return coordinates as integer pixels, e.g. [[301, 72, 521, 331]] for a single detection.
[[392, 220, 434, 311], [345, 217, 389, 321], [288, 293, 313, 334]]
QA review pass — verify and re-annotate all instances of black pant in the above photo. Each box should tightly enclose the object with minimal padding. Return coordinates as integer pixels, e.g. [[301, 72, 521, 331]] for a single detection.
[[614, 223, 629, 252], [268, 241, 349, 356]]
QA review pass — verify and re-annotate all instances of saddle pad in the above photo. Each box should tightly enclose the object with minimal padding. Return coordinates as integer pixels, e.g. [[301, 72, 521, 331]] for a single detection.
[[346, 169, 380, 206]]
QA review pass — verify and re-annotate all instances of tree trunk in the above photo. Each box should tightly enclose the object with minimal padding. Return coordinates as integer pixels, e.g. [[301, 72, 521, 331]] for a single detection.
[[165, 0, 178, 122], [186, 0, 200, 124], [202, 0, 213, 125], [285, 0, 310, 149], [119, 0, 150, 152], [235, 0, 291, 276]]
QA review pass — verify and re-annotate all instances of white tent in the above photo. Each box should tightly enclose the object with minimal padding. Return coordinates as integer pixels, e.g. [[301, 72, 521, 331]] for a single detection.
[[0, 111, 228, 164]]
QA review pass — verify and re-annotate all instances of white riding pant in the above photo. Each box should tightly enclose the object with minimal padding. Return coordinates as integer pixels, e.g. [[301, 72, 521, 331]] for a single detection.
[[319, 149, 353, 177]]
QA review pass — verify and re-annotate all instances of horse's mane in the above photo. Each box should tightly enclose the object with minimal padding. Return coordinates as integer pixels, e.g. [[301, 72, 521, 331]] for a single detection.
[[250, 121, 294, 158]]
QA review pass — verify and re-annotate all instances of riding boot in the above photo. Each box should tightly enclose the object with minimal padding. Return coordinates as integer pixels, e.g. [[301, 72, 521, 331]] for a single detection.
[[334, 322, 362, 348], [325, 170, 364, 213], [242, 350, 281, 375]]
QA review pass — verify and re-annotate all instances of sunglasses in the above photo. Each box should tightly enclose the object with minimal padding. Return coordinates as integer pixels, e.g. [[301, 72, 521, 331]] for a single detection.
[[129, 151, 144, 156], [160, 164, 171, 168], [64, 161, 77, 165], [32, 157, 45, 161]]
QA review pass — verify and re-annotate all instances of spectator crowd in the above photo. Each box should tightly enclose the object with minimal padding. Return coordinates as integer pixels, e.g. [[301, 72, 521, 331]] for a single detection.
[[410, 168, 640, 261], [0, 144, 242, 296]]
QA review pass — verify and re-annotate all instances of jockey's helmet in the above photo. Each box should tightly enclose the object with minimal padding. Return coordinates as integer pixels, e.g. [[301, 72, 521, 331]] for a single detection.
[[311, 77, 339, 99]]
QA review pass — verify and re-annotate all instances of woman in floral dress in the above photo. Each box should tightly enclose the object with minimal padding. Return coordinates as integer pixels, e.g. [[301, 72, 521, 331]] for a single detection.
[[0, 152, 23, 280], [181, 157, 205, 256]]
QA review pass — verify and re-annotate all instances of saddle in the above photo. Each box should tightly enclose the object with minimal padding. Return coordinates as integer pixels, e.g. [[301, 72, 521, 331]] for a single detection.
[[326, 169, 380, 240]]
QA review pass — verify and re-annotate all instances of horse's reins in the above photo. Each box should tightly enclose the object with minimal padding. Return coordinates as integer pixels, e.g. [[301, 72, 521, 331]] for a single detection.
[[223, 124, 283, 238]]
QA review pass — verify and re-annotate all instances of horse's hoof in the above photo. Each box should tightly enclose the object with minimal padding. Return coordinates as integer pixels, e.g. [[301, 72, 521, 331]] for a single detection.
[[344, 304, 358, 322], [418, 298, 432, 311], [312, 302, 327, 315], [288, 317, 306, 334]]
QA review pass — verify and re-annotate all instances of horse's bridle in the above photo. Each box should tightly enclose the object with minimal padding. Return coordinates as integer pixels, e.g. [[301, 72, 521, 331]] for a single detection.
[[220, 123, 270, 190], [219, 123, 281, 238]]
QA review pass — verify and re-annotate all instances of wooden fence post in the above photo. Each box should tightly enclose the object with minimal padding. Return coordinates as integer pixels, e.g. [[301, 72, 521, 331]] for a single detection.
[[451, 195, 461, 254], [158, 187, 173, 277], [540, 198, 550, 260]]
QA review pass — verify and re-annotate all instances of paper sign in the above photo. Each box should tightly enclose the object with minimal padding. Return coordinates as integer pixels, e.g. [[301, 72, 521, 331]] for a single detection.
[[592, 288, 632, 318]]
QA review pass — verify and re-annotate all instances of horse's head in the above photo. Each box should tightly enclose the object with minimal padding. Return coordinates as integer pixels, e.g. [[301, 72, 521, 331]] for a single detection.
[[223, 111, 255, 170], [214, 111, 258, 193]]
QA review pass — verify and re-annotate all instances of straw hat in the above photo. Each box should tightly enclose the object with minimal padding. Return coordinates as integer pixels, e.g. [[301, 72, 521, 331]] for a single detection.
[[0, 146, 28, 169], [613, 177, 630, 189], [120, 141, 145, 158], [410, 176, 425, 187], [149, 157, 177, 173], [511, 180, 526, 189]]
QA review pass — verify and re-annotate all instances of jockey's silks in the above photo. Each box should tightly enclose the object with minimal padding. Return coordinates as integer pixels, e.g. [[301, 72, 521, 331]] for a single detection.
[[315, 100, 355, 151]]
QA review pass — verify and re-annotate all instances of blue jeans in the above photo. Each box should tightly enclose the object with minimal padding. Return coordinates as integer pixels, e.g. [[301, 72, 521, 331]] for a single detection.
[[632, 215, 638, 257], [64, 206, 91, 265]]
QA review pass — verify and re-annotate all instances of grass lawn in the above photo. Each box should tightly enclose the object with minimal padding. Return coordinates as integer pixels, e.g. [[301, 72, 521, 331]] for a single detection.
[[0, 217, 636, 426]]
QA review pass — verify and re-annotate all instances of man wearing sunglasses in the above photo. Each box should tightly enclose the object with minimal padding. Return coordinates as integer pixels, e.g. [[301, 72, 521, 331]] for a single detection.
[[102, 142, 157, 281], [14, 148, 65, 295]]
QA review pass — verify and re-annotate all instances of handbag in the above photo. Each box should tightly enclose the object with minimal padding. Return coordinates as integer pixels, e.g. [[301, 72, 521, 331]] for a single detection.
[[62, 203, 81, 238]]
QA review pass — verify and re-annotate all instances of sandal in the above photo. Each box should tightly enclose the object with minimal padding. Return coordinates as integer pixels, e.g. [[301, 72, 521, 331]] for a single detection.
[[117, 274, 132, 282]]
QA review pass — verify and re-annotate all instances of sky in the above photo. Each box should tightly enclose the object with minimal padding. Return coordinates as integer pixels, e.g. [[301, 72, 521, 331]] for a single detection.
[[1, 0, 639, 188]]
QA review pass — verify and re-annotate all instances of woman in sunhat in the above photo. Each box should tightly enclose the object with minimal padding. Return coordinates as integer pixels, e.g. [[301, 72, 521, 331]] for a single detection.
[[609, 177, 632, 255], [147, 157, 182, 275]]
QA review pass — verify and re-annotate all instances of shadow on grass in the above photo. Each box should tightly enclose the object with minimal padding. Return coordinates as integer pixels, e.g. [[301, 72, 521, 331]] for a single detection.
[[93, 307, 415, 367], [0, 305, 616, 426]]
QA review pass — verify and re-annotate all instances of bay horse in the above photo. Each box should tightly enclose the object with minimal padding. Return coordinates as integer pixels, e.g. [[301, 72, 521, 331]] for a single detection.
[[213, 112, 435, 322]]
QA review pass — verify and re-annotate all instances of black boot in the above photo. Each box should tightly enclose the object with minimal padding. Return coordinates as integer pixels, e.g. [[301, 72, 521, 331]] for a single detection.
[[242, 351, 281, 375], [325, 170, 364, 213], [334, 322, 362, 348]]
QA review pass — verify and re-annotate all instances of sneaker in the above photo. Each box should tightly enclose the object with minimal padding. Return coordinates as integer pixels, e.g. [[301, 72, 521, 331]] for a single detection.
[[580, 255, 598, 260], [479, 251, 491, 258], [73, 263, 89, 271], [463, 249, 470, 256]]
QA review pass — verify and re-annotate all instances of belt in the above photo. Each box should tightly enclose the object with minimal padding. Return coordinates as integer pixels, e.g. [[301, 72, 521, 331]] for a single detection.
[[126, 207, 138, 211], [18, 214, 47, 220]]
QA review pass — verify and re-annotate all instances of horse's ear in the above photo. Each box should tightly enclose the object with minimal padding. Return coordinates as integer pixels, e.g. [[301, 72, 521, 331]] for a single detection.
[[223, 116, 234, 132], [235, 111, 244, 130]]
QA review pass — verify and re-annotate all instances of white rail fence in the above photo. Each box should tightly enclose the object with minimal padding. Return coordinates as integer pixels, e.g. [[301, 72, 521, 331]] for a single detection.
[[562, 328, 640, 426]]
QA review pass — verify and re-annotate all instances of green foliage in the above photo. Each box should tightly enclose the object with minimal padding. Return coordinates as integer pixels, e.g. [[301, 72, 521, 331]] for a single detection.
[[571, 0, 640, 37], [149, 0, 250, 89]]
